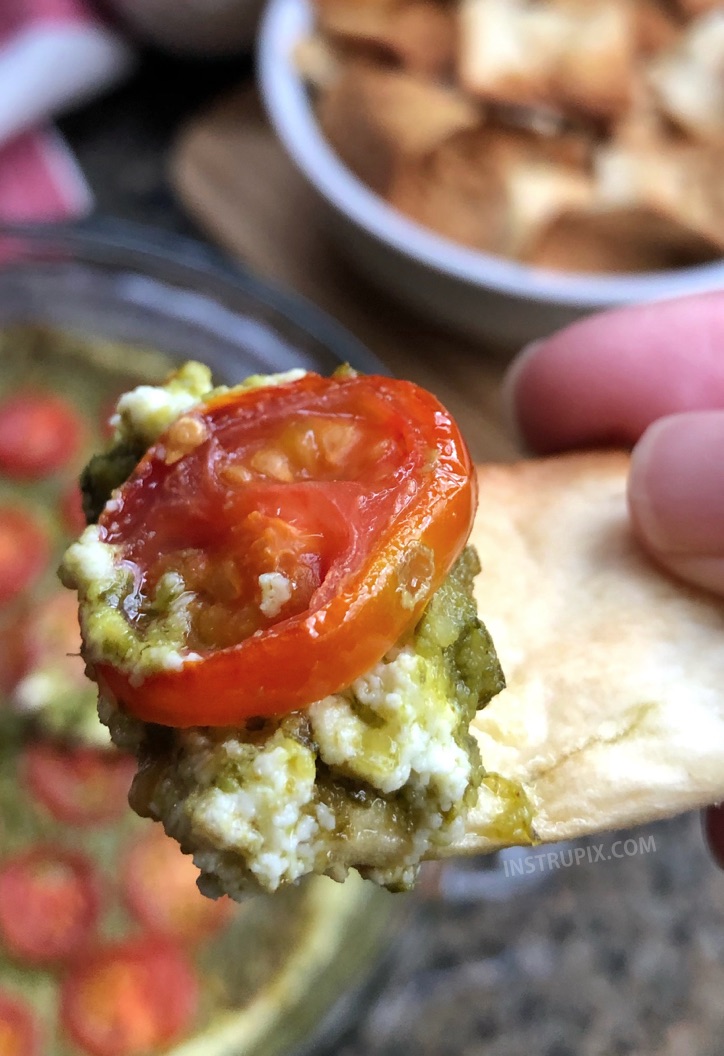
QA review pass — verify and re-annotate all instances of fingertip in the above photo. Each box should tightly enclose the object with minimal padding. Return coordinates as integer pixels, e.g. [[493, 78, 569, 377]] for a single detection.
[[628, 411, 724, 597], [500, 294, 724, 454]]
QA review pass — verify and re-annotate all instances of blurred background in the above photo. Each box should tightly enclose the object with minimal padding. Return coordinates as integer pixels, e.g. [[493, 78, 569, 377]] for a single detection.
[[0, 2, 723, 1055]]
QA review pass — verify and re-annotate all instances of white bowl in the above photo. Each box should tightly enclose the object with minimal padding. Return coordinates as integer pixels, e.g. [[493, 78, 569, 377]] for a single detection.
[[258, 0, 724, 348]]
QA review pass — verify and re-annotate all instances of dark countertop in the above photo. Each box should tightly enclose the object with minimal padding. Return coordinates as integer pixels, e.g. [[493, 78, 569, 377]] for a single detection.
[[60, 53, 724, 1056], [60, 49, 250, 234]]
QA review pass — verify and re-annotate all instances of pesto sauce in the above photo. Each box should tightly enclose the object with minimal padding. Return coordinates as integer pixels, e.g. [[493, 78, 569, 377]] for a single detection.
[[127, 548, 510, 896]]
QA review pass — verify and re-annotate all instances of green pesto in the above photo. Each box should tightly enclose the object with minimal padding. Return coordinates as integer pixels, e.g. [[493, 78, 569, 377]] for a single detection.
[[413, 546, 506, 803], [60, 547, 195, 682], [415, 546, 505, 712], [480, 772, 535, 845], [163, 549, 509, 893], [81, 439, 147, 523]]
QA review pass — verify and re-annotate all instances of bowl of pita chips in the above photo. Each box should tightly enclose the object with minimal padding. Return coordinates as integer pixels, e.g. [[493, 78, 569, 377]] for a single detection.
[[259, 0, 724, 346]]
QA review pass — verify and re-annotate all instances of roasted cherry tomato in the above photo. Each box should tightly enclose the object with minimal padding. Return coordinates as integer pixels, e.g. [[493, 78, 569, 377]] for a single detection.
[[122, 827, 233, 945], [0, 990, 41, 1056], [0, 846, 100, 966], [0, 391, 83, 479], [0, 508, 48, 606], [61, 937, 199, 1056], [25, 741, 135, 827], [97, 372, 475, 725]]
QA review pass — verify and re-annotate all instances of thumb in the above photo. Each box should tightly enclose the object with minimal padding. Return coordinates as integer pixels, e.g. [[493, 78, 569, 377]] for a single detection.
[[628, 411, 724, 597]]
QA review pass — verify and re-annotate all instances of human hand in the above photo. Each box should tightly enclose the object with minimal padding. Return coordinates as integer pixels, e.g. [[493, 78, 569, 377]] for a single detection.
[[503, 291, 724, 866]]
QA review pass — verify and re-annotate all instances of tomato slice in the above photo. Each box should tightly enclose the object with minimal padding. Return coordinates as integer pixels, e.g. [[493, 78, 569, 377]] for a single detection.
[[0, 391, 83, 479], [95, 372, 476, 725], [0, 507, 48, 607], [0, 846, 100, 966], [61, 937, 199, 1056], [122, 827, 233, 944], [0, 991, 41, 1056], [25, 741, 135, 827]]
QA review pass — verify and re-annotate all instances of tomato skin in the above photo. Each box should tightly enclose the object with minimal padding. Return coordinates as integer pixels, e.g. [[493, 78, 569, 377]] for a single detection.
[[61, 937, 199, 1056], [0, 990, 41, 1056], [97, 374, 476, 726], [122, 827, 234, 944], [0, 392, 83, 479], [0, 846, 101, 967], [25, 741, 135, 827], [0, 508, 48, 607]]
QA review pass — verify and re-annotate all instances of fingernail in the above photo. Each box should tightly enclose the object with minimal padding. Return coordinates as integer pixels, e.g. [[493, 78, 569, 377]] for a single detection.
[[629, 411, 724, 559], [500, 339, 544, 452]]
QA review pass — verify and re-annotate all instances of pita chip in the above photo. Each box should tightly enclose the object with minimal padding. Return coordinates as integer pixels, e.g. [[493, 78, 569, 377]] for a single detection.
[[594, 136, 724, 250], [675, 0, 723, 17], [446, 452, 724, 857], [388, 123, 593, 258], [458, 0, 636, 123], [317, 63, 481, 194], [314, 0, 457, 77], [527, 206, 720, 273], [648, 11, 724, 145]]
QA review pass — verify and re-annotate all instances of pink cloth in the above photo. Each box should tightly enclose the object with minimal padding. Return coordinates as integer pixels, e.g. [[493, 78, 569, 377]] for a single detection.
[[0, 0, 106, 223], [2, 0, 102, 33], [0, 129, 91, 222]]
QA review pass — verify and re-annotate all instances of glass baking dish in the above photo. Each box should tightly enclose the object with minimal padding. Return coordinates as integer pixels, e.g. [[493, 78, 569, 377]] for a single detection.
[[0, 219, 399, 1056]]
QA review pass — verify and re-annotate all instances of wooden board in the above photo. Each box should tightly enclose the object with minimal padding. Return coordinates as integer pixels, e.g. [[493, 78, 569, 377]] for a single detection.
[[170, 86, 518, 464]]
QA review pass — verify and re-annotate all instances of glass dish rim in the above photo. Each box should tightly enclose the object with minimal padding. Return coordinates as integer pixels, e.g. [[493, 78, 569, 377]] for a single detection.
[[0, 217, 387, 376]]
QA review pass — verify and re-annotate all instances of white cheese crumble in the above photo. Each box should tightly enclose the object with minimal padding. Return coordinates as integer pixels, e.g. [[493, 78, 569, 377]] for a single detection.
[[258, 572, 293, 619], [61, 524, 120, 593], [178, 729, 320, 891], [111, 361, 214, 448], [238, 368, 308, 390], [110, 363, 308, 449], [310, 646, 471, 806], [113, 384, 204, 447], [136, 644, 474, 894]]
